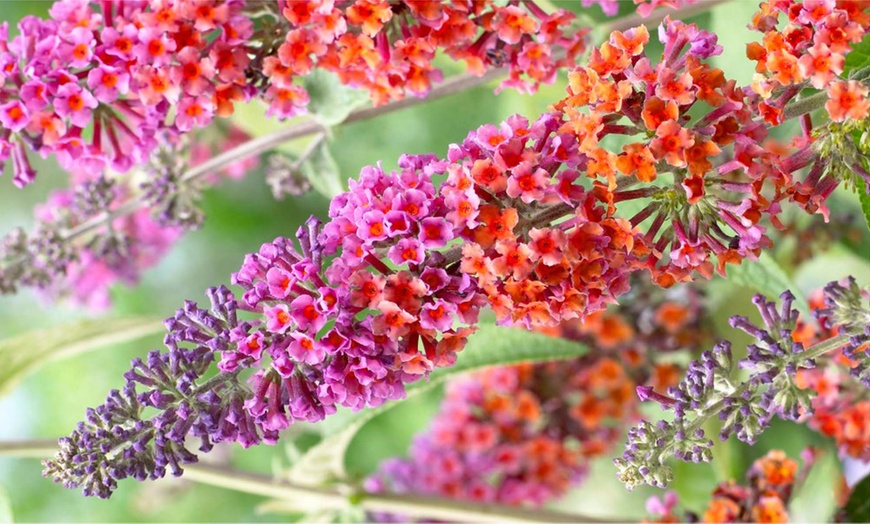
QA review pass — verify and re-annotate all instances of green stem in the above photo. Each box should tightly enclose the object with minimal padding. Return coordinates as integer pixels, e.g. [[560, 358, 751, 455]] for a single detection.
[[782, 91, 829, 122], [0, 440, 617, 523], [802, 334, 852, 360]]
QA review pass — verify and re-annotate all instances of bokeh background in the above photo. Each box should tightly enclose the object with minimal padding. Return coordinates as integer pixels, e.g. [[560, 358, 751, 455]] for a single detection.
[[1, 1, 869, 521]]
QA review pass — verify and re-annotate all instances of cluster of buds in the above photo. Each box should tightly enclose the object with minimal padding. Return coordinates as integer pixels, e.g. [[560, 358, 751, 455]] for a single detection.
[[615, 278, 870, 490], [0, 0, 587, 187], [0, 124, 257, 309], [366, 280, 709, 516], [645, 450, 808, 523], [42, 287, 259, 498]]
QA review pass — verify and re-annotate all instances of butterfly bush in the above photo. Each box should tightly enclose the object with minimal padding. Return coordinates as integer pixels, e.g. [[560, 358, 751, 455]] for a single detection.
[[37, 0, 870, 507], [0, 0, 587, 187], [550, 7, 870, 286], [365, 280, 709, 518]]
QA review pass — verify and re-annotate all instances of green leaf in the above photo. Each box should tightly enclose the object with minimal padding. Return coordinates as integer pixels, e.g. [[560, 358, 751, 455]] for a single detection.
[[300, 141, 346, 199], [794, 245, 870, 292], [845, 34, 870, 76], [844, 473, 870, 522], [343, 383, 443, 477], [0, 317, 163, 397], [858, 183, 870, 233], [285, 325, 590, 487], [725, 253, 810, 316], [227, 100, 292, 142], [788, 447, 842, 523], [301, 70, 370, 128], [0, 485, 13, 524]]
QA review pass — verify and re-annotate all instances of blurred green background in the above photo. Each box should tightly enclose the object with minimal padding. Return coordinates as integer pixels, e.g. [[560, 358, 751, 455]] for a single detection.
[[1, 1, 869, 522]]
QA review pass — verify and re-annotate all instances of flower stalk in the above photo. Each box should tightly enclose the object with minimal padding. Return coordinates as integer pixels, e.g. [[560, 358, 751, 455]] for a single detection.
[[1, 439, 611, 524]]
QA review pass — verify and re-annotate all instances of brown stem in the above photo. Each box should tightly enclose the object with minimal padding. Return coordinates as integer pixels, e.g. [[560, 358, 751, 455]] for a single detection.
[[606, 0, 732, 33], [0, 440, 618, 523]]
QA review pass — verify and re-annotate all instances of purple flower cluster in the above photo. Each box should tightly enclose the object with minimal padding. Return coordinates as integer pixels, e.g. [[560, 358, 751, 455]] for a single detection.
[[814, 277, 870, 387], [615, 279, 870, 490], [42, 286, 262, 498]]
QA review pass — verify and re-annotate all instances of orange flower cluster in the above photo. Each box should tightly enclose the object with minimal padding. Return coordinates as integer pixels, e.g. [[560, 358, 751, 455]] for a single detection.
[[550, 10, 870, 291], [551, 20, 792, 287], [366, 355, 642, 510], [646, 450, 804, 523], [794, 293, 870, 460], [746, 0, 870, 124], [267, 0, 588, 107]]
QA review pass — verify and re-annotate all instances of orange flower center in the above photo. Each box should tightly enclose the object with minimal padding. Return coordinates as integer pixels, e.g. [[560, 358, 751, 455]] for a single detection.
[[148, 39, 166, 57], [101, 73, 118, 88], [72, 44, 89, 61], [67, 94, 85, 112]]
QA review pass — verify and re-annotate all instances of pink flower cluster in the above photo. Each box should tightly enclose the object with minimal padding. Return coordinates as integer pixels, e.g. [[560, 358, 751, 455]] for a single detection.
[[322, 113, 647, 330], [366, 356, 641, 511], [0, 0, 587, 188], [0, 0, 258, 186]]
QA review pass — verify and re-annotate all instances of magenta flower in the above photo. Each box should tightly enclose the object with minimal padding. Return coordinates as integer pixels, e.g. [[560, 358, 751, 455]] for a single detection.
[[289, 294, 326, 333], [419, 301, 457, 331], [387, 237, 425, 266], [359, 210, 389, 242], [134, 27, 177, 67], [53, 84, 98, 128], [172, 46, 216, 96], [175, 96, 215, 132], [264, 85, 309, 120], [20, 80, 49, 111], [265, 304, 293, 334], [101, 25, 137, 61], [87, 65, 130, 103], [60, 26, 95, 69], [287, 333, 325, 366], [418, 217, 453, 249], [0, 100, 29, 132], [506, 163, 550, 203]]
